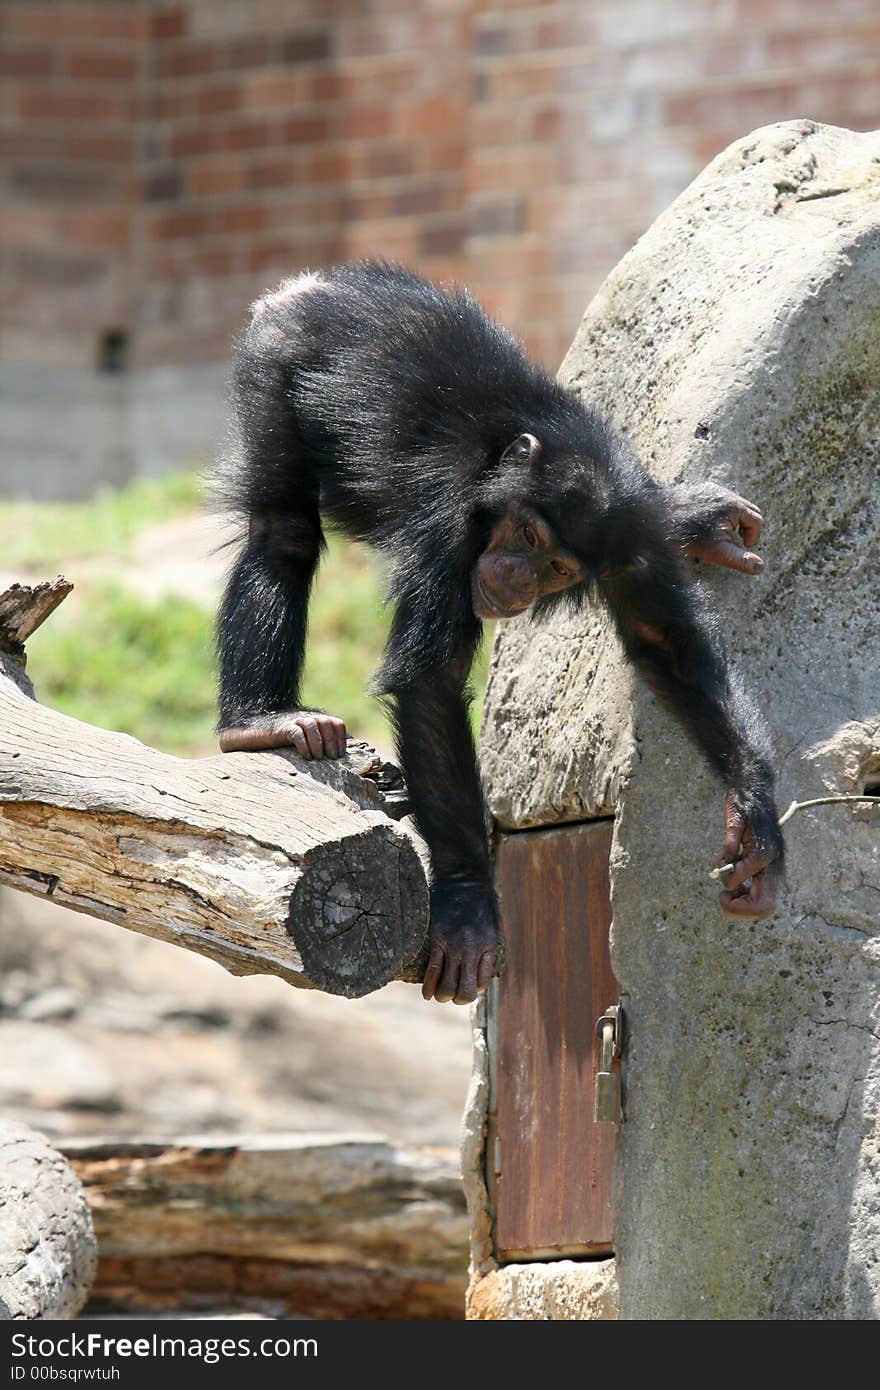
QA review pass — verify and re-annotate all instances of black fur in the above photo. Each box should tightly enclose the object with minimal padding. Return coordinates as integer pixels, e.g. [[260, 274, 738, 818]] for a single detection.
[[215, 260, 782, 952]]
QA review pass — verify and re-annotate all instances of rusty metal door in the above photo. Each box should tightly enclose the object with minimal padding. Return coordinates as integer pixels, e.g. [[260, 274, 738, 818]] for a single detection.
[[489, 819, 618, 1262]]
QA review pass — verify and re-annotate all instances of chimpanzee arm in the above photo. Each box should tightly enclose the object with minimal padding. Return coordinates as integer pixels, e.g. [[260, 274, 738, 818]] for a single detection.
[[217, 511, 347, 760], [664, 481, 765, 576], [600, 557, 784, 917], [387, 650, 500, 1006]]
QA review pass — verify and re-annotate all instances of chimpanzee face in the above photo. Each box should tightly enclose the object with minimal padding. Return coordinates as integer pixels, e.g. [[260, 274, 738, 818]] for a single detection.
[[472, 500, 585, 620], [471, 431, 587, 620], [471, 431, 660, 620]]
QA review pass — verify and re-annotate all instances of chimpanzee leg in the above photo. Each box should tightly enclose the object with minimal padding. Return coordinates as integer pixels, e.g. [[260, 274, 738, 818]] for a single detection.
[[217, 505, 347, 760], [217, 281, 347, 761], [387, 646, 500, 1005]]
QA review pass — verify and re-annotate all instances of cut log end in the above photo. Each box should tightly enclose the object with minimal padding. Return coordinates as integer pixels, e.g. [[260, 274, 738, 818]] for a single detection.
[[289, 826, 429, 997]]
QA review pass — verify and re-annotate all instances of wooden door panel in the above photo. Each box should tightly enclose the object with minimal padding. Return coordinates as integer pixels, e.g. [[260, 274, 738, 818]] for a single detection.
[[491, 820, 618, 1261]]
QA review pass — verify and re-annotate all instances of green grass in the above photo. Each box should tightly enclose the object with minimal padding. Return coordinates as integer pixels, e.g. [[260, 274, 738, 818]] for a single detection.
[[29, 584, 218, 756], [25, 536, 394, 756], [0, 471, 203, 570], [18, 474, 492, 755], [304, 534, 492, 748], [302, 534, 392, 747]]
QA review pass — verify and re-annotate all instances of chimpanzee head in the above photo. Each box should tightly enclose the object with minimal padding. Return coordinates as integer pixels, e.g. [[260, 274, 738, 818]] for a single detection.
[[472, 428, 665, 621], [471, 433, 587, 619]]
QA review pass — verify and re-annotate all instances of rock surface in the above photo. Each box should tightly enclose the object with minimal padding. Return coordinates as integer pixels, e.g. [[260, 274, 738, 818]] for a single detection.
[[0, 1120, 96, 1319], [479, 121, 880, 1318], [467, 1260, 617, 1320]]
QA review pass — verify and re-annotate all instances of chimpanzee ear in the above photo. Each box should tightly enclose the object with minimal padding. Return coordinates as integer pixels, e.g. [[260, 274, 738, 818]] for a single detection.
[[500, 432, 542, 466], [599, 554, 648, 580]]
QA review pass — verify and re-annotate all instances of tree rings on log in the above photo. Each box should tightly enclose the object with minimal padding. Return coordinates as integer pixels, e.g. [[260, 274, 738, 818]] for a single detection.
[[289, 828, 428, 996]]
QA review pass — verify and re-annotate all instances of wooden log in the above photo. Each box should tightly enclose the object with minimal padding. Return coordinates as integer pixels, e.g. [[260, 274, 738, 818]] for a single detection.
[[0, 580, 429, 997], [63, 1133, 467, 1319], [0, 1120, 96, 1320]]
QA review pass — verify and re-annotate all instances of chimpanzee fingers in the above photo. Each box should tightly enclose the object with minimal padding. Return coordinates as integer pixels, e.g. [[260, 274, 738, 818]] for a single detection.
[[287, 724, 313, 758], [454, 952, 480, 1005], [692, 537, 764, 575], [453, 948, 502, 1004], [305, 713, 346, 757], [726, 541, 764, 575], [452, 946, 500, 1004], [432, 954, 462, 1006], [421, 942, 447, 1001], [219, 718, 338, 757], [720, 867, 778, 919], [721, 853, 761, 892], [477, 951, 496, 991], [733, 503, 763, 549], [749, 868, 779, 917], [294, 716, 324, 759], [721, 842, 776, 892]]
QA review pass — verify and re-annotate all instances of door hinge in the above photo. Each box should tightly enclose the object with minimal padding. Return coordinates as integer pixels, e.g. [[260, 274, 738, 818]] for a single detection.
[[594, 1003, 624, 1124]]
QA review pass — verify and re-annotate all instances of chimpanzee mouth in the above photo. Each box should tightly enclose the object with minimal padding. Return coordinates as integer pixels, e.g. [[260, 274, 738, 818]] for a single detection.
[[473, 575, 529, 621]]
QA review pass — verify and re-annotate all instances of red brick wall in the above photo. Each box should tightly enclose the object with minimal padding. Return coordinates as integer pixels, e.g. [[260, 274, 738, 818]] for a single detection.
[[469, 0, 880, 363], [0, 1, 142, 368], [137, 0, 473, 364], [3, 0, 880, 379]]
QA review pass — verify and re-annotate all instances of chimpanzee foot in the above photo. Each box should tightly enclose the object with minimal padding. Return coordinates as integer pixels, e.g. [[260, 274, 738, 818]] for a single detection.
[[422, 924, 501, 1005], [219, 711, 348, 760], [421, 881, 503, 1005]]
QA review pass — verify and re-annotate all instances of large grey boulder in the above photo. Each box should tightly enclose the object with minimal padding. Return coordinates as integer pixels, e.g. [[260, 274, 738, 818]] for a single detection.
[[477, 121, 880, 1319]]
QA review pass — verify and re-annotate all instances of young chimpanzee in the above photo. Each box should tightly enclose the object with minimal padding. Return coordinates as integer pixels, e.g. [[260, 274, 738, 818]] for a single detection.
[[216, 261, 783, 1005]]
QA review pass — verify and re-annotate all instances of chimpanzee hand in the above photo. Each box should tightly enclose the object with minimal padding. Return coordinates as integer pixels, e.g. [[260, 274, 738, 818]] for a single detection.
[[683, 488, 765, 576], [422, 880, 502, 1005], [219, 711, 348, 759], [717, 791, 783, 918]]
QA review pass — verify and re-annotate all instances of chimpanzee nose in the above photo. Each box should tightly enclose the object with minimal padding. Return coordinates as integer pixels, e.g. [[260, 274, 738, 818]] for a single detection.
[[498, 554, 535, 600]]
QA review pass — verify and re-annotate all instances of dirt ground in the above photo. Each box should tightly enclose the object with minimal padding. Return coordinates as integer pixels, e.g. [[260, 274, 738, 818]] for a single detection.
[[0, 887, 472, 1146]]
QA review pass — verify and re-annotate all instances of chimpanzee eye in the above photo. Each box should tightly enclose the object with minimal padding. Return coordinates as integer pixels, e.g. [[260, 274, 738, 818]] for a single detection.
[[522, 524, 537, 547], [550, 559, 569, 577]]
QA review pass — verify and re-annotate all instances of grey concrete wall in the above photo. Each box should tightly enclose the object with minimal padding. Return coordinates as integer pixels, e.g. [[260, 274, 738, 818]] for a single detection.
[[0, 363, 226, 500]]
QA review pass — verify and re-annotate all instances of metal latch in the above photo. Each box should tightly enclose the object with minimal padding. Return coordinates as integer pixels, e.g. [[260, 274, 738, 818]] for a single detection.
[[594, 1003, 624, 1124]]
